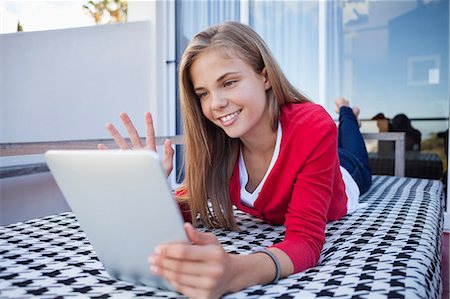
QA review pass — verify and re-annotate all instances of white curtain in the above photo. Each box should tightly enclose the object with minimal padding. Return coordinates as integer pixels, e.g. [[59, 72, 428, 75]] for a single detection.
[[250, 1, 320, 101], [176, 0, 241, 58], [324, 0, 344, 112], [249, 0, 343, 113]]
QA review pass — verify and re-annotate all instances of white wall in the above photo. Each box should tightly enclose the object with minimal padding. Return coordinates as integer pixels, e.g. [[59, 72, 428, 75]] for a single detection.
[[1, 21, 160, 143]]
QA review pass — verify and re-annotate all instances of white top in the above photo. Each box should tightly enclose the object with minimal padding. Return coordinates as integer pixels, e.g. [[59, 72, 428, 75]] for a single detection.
[[239, 122, 282, 207], [238, 122, 363, 214], [339, 166, 366, 214]]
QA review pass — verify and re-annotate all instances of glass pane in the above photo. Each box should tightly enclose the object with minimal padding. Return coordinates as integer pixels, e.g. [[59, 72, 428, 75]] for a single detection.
[[342, 0, 448, 182]]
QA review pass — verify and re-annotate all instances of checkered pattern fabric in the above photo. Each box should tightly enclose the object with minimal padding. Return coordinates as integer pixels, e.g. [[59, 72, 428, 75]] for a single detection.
[[0, 176, 444, 298]]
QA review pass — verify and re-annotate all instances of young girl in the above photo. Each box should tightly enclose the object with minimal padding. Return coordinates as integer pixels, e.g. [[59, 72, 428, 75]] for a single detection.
[[100, 21, 372, 298]]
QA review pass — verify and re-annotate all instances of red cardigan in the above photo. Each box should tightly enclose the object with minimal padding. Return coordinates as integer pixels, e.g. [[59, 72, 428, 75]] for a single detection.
[[229, 102, 347, 273], [176, 102, 348, 273]]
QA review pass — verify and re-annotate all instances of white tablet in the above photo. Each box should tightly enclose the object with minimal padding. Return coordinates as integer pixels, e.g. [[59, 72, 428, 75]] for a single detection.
[[45, 150, 188, 290]]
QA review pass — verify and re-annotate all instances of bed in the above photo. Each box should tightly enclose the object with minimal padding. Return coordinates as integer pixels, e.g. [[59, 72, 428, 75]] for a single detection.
[[0, 175, 444, 298]]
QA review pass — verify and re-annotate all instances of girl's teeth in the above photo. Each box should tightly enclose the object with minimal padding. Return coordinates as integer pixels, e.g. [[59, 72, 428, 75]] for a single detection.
[[220, 110, 241, 122]]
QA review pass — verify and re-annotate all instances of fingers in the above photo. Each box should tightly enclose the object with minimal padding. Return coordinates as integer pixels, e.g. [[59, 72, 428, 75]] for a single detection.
[[154, 243, 222, 262], [120, 112, 144, 149], [105, 112, 150, 150], [164, 139, 174, 157], [162, 139, 174, 176], [106, 123, 130, 150], [149, 242, 228, 299], [150, 255, 214, 276], [97, 143, 108, 150], [104, 113, 175, 167], [169, 282, 215, 299], [145, 112, 156, 151], [154, 266, 222, 296], [184, 223, 219, 246]]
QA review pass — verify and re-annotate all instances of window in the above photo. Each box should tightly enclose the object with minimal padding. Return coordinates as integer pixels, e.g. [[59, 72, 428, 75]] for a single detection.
[[174, 0, 449, 181]]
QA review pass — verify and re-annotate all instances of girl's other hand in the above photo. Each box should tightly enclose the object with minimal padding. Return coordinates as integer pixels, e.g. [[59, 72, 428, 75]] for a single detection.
[[149, 223, 236, 299], [98, 112, 174, 176]]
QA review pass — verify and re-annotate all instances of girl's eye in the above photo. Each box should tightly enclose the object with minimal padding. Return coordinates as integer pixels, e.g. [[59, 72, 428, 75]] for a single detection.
[[224, 80, 237, 87], [197, 92, 208, 99]]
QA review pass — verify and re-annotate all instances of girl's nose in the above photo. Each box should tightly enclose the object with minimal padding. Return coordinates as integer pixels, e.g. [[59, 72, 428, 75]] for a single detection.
[[210, 92, 228, 110]]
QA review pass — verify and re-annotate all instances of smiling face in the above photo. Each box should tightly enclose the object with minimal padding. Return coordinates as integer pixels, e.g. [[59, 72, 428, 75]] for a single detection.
[[190, 50, 272, 141]]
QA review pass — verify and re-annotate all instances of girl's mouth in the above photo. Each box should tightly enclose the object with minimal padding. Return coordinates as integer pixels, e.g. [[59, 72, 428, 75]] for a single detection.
[[219, 109, 242, 124]]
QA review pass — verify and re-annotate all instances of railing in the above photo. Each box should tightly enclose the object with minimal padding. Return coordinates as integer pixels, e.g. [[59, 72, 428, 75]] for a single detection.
[[0, 136, 183, 179], [0, 133, 405, 178], [0, 136, 184, 156], [359, 117, 448, 122]]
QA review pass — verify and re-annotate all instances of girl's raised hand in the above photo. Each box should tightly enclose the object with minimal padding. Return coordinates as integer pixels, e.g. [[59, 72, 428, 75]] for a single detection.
[[149, 223, 237, 299], [98, 112, 174, 176]]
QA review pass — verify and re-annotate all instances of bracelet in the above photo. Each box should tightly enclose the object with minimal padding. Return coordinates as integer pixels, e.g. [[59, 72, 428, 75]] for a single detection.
[[255, 249, 281, 283]]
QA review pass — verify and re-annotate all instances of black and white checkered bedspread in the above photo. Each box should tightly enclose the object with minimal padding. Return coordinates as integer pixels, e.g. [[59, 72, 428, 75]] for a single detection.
[[0, 176, 444, 298]]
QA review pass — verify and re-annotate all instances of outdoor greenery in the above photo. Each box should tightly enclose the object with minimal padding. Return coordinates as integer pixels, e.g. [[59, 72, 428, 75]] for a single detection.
[[83, 0, 127, 24]]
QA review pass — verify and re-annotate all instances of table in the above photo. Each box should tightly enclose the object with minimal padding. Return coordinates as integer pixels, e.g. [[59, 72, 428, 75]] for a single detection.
[[0, 176, 444, 298]]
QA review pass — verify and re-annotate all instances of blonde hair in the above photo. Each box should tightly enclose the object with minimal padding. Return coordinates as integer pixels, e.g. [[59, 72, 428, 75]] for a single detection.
[[178, 21, 310, 230]]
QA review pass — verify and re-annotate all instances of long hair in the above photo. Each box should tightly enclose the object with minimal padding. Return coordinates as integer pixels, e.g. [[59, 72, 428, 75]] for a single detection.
[[178, 21, 310, 230]]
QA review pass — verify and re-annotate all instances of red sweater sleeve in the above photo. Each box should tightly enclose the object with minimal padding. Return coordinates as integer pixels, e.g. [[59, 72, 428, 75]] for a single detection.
[[174, 187, 192, 223], [269, 108, 345, 273]]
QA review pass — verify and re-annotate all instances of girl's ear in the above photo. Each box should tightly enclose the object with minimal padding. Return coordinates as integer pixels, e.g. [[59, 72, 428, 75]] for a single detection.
[[261, 68, 271, 91]]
